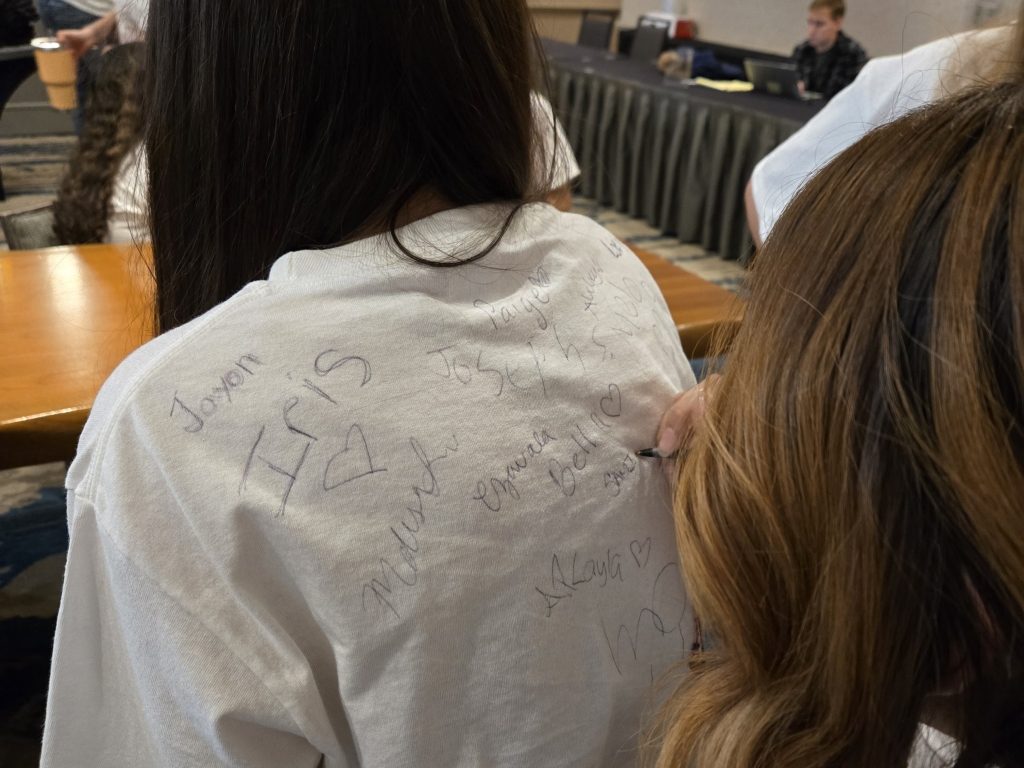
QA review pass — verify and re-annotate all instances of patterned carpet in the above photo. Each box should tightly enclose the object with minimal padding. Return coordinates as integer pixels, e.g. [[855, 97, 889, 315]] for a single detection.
[[0, 462, 66, 768], [572, 198, 746, 294]]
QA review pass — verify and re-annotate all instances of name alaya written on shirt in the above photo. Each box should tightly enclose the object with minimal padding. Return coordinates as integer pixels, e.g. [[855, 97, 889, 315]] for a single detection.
[[535, 539, 688, 675]]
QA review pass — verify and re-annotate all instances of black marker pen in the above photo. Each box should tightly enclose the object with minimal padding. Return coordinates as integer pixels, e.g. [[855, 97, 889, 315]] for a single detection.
[[635, 447, 679, 460]]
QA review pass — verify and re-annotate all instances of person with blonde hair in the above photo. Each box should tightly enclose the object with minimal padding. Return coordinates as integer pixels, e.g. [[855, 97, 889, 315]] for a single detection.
[[749, 4, 1022, 247], [655, 62, 1024, 768]]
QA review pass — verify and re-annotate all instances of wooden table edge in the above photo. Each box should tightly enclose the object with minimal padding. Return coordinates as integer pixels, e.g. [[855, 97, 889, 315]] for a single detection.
[[0, 408, 89, 471], [628, 244, 745, 359]]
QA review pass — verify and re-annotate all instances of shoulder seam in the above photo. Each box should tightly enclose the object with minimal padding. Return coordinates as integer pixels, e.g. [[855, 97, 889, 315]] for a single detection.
[[78, 282, 272, 501]]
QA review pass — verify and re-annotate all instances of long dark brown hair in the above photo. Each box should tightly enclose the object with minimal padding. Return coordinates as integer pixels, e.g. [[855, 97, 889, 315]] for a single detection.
[[144, 0, 549, 333], [657, 77, 1024, 768], [53, 43, 144, 245]]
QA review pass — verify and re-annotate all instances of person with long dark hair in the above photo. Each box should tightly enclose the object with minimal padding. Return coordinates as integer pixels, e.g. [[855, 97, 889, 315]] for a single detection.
[[655, 64, 1024, 768], [40, 1, 694, 766]]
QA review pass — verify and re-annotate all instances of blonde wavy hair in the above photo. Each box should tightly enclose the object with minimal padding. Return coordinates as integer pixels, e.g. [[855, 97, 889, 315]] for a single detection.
[[656, 62, 1024, 768], [936, 11, 1022, 97]]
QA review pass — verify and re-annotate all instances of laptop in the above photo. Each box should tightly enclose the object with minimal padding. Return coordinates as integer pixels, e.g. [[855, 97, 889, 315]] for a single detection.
[[744, 59, 822, 100]]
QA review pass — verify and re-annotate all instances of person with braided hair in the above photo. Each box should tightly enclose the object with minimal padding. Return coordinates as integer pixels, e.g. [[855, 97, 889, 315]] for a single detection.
[[51, 42, 143, 244]]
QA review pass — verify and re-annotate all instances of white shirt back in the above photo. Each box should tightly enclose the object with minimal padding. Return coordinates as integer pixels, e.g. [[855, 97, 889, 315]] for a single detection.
[[105, 143, 148, 244], [43, 204, 695, 768]]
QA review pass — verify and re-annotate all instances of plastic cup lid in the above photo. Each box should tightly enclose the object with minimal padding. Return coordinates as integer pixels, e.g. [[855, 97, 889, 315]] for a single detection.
[[31, 37, 64, 50]]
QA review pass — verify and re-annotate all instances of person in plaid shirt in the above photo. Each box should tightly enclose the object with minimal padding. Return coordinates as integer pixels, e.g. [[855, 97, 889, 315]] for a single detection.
[[792, 0, 867, 100]]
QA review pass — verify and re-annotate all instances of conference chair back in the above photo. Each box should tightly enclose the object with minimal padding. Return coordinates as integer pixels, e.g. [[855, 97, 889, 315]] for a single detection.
[[1, 205, 59, 250], [630, 23, 667, 61], [578, 13, 614, 50]]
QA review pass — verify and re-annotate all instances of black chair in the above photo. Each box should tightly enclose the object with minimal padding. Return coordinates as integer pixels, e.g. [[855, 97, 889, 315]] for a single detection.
[[629, 24, 667, 62], [578, 13, 614, 51], [1, 205, 59, 250]]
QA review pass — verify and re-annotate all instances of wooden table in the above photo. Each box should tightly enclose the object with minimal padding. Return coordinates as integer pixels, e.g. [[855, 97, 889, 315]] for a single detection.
[[629, 245, 744, 360], [0, 244, 154, 470], [0, 243, 743, 470]]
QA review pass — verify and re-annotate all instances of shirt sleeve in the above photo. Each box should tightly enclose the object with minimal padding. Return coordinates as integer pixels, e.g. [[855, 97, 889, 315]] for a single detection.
[[114, 0, 149, 43], [531, 91, 581, 192], [40, 496, 330, 768], [749, 35, 956, 244], [106, 145, 151, 244]]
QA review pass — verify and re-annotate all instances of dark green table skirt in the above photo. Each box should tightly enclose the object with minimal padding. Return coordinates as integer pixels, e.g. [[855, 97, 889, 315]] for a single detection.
[[543, 40, 821, 263]]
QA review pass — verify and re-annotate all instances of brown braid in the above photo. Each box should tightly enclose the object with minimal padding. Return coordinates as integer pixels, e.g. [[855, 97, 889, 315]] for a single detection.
[[53, 43, 144, 245]]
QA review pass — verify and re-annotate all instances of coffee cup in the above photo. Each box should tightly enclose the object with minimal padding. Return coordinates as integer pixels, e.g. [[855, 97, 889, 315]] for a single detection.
[[31, 38, 77, 111]]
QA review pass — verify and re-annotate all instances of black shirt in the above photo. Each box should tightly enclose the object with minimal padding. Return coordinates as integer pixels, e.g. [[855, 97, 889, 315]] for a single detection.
[[792, 31, 867, 100], [0, 0, 38, 47]]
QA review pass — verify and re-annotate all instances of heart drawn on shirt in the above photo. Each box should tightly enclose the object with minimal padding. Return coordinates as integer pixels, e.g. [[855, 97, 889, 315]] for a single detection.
[[630, 537, 651, 569], [600, 384, 622, 418], [323, 424, 387, 491]]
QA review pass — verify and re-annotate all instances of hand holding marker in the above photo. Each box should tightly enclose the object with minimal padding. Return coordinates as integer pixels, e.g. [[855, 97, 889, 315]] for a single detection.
[[635, 446, 680, 460], [636, 375, 721, 461]]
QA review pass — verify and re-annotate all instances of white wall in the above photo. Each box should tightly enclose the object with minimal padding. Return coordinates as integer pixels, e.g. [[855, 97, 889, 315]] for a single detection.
[[621, 0, 1017, 56], [620, 0, 686, 27]]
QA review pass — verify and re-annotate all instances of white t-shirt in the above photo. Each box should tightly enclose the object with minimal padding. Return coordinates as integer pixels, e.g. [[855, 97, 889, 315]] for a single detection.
[[105, 143, 148, 244], [106, 94, 580, 244], [60, 0, 114, 20], [532, 91, 581, 191], [114, 0, 147, 42], [750, 26, 1013, 244], [43, 203, 695, 768], [910, 724, 960, 767]]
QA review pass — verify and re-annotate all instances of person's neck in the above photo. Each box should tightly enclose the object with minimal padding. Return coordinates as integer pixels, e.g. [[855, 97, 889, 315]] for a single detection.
[[347, 187, 457, 243], [813, 33, 839, 54], [393, 188, 457, 230], [921, 691, 962, 740]]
